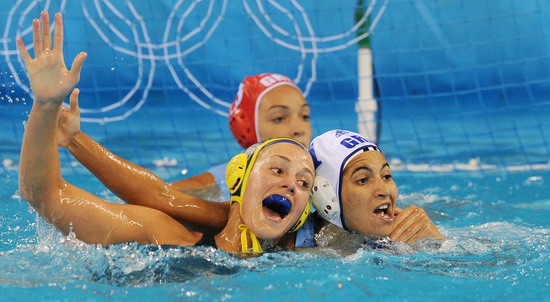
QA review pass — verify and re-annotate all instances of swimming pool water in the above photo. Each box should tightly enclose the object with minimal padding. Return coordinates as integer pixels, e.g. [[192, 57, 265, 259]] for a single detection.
[[1, 1, 549, 300], [1, 158, 548, 301], [1, 103, 548, 301]]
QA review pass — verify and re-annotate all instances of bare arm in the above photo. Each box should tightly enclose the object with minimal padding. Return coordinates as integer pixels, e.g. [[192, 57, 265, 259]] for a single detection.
[[17, 12, 202, 247], [17, 12, 86, 204], [171, 172, 219, 192], [65, 130, 229, 230], [58, 103, 222, 199]]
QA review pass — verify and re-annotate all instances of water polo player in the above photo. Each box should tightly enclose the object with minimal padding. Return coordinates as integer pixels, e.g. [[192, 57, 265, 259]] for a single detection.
[[305, 130, 444, 244]]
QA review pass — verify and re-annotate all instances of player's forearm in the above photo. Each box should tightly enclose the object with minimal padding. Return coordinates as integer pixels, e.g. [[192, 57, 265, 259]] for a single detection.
[[66, 131, 230, 230], [19, 101, 63, 205], [66, 131, 171, 204]]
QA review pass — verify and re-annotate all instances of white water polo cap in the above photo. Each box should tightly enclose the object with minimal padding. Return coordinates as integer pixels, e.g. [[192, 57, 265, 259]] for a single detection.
[[308, 130, 380, 230]]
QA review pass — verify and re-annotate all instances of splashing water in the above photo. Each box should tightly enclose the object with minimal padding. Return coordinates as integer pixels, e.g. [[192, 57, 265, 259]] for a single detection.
[[0, 169, 548, 300]]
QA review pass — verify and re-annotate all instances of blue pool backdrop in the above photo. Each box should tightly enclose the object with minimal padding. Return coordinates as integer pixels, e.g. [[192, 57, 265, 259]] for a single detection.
[[1, 0, 550, 175], [0, 0, 549, 301]]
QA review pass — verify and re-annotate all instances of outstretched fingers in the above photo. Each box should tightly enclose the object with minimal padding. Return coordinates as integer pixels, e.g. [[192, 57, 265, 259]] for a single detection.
[[41, 11, 52, 51], [32, 19, 41, 57], [53, 13, 63, 53], [16, 38, 32, 66], [70, 52, 87, 80]]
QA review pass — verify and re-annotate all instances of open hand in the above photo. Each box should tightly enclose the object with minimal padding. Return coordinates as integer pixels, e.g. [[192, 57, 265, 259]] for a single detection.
[[16, 12, 86, 104], [389, 205, 444, 243]]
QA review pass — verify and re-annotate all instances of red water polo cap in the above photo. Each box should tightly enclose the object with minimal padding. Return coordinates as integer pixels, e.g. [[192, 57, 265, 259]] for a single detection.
[[229, 73, 298, 148]]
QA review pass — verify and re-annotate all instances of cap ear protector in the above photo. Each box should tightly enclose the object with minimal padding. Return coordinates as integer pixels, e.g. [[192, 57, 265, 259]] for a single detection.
[[226, 153, 248, 196], [310, 176, 340, 222], [228, 107, 255, 149]]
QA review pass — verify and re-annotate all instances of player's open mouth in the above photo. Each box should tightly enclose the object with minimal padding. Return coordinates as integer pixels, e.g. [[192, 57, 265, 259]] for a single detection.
[[373, 203, 393, 222]]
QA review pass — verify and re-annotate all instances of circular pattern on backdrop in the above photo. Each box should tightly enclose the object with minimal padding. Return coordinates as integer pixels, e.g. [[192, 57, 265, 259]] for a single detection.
[[3, 0, 384, 122]]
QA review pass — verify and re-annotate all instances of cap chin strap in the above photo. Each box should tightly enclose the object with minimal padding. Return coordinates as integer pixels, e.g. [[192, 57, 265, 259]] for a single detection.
[[239, 224, 262, 254], [288, 200, 311, 232], [225, 149, 263, 254]]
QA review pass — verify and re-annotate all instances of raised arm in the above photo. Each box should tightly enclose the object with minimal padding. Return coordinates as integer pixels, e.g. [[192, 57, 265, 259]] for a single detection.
[[17, 12, 86, 203], [17, 12, 202, 247]]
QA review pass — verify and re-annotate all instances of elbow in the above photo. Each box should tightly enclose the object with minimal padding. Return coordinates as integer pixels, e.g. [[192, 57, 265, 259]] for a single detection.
[[18, 181, 42, 208], [18, 175, 32, 201], [18, 185, 30, 202], [18, 176, 54, 209]]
